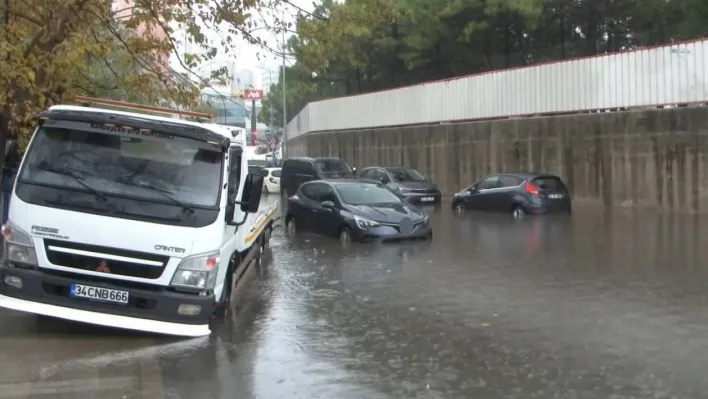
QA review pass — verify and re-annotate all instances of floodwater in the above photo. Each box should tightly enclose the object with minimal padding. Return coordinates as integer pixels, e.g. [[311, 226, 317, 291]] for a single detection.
[[1, 195, 708, 398]]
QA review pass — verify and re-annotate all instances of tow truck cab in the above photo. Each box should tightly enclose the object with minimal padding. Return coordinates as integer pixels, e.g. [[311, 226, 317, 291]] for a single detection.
[[0, 102, 271, 337]]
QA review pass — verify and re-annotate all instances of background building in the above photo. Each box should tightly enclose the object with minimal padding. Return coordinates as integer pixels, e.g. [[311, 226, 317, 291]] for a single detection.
[[232, 69, 255, 91], [261, 69, 276, 92], [111, 0, 169, 73]]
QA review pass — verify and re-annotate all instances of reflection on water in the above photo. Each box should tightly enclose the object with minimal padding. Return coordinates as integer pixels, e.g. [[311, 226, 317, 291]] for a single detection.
[[2, 199, 708, 398]]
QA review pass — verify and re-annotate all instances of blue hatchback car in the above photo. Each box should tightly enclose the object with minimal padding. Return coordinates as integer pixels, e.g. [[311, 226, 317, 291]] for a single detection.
[[451, 173, 572, 218]]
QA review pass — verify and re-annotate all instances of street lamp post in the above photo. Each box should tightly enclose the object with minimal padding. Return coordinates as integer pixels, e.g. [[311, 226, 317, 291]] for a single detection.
[[281, 10, 287, 159], [254, 65, 275, 128]]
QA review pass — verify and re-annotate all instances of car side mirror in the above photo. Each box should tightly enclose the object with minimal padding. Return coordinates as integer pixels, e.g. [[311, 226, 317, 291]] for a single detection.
[[380, 176, 389, 184], [351, 167, 357, 175], [468, 186, 477, 193], [321, 200, 335, 209]]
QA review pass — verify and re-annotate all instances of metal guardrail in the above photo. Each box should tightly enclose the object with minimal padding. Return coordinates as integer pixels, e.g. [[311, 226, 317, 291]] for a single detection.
[[287, 38, 708, 138]]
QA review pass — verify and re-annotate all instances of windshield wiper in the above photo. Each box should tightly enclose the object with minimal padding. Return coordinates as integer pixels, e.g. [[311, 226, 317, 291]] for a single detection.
[[36, 162, 108, 201], [116, 178, 195, 213]]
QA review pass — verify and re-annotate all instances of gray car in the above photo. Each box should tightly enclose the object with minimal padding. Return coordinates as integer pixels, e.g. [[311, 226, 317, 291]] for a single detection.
[[358, 166, 441, 204]]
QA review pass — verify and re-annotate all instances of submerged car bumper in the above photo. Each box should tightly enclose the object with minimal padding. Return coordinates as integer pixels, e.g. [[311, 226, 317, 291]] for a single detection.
[[525, 198, 572, 214], [353, 220, 433, 242], [0, 265, 214, 337]]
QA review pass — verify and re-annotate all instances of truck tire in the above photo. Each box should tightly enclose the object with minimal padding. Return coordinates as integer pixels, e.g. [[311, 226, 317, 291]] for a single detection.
[[212, 253, 239, 323]]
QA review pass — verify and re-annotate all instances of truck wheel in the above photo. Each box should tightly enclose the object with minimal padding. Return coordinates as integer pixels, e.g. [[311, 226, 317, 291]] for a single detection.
[[339, 226, 352, 246], [263, 224, 272, 247], [212, 254, 238, 323]]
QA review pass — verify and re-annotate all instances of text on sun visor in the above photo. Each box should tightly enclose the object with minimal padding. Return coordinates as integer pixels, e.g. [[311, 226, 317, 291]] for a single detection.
[[90, 123, 175, 140]]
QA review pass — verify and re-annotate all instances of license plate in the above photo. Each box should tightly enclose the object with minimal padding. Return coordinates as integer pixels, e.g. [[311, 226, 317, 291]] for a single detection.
[[69, 283, 129, 305], [421, 197, 435, 202], [548, 194, 564, 199]]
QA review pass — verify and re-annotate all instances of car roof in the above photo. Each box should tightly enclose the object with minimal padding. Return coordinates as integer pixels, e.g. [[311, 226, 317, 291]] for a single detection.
[[492, 172, 560, 179], [286, 157, 342, 162], [361, 166, 410, 170], [311, 179, 380, 186]]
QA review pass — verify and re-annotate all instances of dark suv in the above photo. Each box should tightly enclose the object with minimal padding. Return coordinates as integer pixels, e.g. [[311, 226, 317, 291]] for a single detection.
[[451, 173, 571, 218], [280, 157, 356, 197]]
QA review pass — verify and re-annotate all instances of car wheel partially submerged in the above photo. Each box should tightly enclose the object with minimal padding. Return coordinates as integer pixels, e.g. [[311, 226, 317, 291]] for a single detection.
[[286, 216, 297, 236], [453, 202, 465, 216], [339, 227, 352, 246], [512, 206, 526, 219]]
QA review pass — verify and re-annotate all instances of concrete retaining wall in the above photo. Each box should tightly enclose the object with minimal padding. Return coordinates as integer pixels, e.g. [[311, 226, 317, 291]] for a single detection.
[[287, 107, 708, 212]]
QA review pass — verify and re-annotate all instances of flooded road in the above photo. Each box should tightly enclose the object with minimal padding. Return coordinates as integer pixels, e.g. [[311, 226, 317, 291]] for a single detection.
[[2, 195, 708, 398]]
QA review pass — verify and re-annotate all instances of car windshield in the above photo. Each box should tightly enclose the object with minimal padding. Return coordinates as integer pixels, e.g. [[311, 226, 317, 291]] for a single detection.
[[335, 184, 402, 205], [386, 167, 426, 182], [19, 126, 223, 207], [314, 159, 353, 174]]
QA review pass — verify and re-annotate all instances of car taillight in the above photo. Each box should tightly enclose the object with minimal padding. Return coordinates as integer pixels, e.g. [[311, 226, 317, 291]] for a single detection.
[[269, 177, 276, 183], [524, 181, 540, 195]]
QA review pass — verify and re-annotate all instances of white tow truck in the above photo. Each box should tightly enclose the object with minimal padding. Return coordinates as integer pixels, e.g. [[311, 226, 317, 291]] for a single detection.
[[0, 97, 277, 337]]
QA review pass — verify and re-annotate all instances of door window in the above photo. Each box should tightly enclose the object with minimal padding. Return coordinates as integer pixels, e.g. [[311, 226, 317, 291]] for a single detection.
[[300, 183, 320, 201], [301, 182, 335, 202], [227, 147, 241, 201], [319, 185, 337, 203], [297, 161, 311, 175], [498, 175, 523, 188], [476, 176, 499, 190], [359, 169, 377, 179], [365, 169, 385, 182]]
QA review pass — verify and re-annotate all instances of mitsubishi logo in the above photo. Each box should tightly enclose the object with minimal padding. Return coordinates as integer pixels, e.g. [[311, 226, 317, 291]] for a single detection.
[[96, 260, 110, 273]]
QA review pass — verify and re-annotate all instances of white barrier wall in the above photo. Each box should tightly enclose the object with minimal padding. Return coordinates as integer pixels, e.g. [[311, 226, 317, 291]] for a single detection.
[[287, 39, 708, 139]]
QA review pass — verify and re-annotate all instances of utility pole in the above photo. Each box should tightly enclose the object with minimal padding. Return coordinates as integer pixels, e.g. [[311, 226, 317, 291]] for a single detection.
[[281, 10, 287, 159], [269, 70, 274, 128]]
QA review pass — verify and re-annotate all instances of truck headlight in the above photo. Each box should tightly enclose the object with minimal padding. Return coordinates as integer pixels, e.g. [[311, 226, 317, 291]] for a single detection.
[[170, 250, 220, 290], [1, 222, 37, 267]]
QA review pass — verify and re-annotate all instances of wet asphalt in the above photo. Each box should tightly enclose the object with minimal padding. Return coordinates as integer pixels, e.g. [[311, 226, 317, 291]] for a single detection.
[[1, 194, 708, 398]]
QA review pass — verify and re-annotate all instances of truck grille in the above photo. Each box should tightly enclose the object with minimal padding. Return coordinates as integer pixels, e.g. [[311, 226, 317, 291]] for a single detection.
[[43, 239, 169, 279]]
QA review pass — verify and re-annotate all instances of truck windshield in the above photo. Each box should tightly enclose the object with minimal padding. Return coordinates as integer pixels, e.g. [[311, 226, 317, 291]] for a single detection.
[[19, 126, 223, 207]]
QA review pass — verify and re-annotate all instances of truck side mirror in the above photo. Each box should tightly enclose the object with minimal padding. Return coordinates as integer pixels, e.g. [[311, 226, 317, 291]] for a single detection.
[[240, 173, 264, 213]]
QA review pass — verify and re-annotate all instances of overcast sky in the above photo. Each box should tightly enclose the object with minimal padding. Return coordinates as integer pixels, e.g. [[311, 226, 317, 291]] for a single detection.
[[170, 0, 316, 89]]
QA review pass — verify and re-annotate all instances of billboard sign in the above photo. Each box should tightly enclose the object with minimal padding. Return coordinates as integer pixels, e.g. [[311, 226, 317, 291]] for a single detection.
[[243, 89, 263, 100]]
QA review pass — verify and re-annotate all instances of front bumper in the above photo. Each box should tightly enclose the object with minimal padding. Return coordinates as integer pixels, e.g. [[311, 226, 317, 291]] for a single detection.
[[0, 266, 214, 337], [401, 192, 442, 204], [353, 221, 433, 242]]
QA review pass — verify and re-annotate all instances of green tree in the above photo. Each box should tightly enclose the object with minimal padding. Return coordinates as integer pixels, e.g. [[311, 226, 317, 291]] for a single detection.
[[259, 0, 708, 127], [0, 0, 267, 162]]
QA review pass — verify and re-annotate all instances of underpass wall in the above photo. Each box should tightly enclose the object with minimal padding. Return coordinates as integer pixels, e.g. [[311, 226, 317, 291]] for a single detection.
[[287, 107, 708, 211]]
